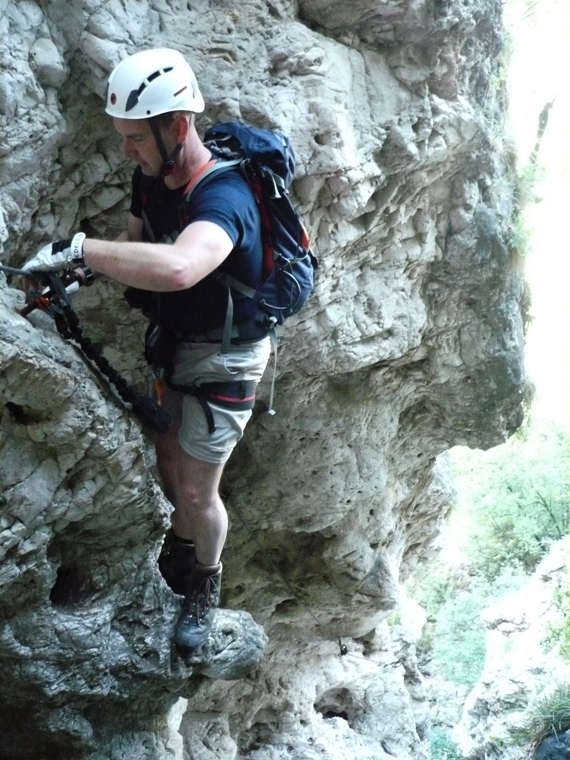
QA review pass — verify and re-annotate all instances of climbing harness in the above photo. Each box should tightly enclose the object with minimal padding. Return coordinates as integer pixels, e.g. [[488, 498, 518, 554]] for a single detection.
[[1, 264, 171, 434], [143, 322, 260, 434]]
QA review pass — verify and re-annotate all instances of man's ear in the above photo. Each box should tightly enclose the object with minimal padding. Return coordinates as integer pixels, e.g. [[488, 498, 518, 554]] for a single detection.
[[173, 113, 191, 143]]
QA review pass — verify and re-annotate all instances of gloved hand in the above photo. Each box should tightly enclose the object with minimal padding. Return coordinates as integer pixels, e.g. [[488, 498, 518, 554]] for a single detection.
[[22, 232, 86, 273]]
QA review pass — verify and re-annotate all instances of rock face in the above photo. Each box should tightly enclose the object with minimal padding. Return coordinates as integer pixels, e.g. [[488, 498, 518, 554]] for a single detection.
[[0, 0, 526, 758]]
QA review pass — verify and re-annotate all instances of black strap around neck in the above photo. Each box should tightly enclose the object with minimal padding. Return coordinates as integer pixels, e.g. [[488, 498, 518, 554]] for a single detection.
[[149, 118, 182, 177]]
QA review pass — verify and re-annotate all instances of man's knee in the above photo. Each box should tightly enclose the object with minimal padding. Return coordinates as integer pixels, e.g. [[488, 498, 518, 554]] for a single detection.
[[177, 454, 225, 509], [177, 478, 224, 515]]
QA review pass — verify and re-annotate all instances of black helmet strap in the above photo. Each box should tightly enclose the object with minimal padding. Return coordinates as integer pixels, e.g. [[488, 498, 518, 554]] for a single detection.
[[149, 117, 182, 177]]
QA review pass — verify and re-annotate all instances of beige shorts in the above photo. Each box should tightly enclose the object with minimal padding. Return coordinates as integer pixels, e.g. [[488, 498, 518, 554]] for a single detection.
[[162, 338, 271, 464]]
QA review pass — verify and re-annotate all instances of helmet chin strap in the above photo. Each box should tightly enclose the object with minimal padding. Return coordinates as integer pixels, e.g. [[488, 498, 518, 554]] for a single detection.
[[149, 118, 182, 177]]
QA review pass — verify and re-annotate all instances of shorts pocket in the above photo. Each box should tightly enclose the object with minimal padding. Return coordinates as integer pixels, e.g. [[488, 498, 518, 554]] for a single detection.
[[220, 348, 256, 376]]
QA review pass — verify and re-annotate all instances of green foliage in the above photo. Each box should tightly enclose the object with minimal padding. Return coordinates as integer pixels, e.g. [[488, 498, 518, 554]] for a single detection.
[[511, 162, 546, 256], [429, 587, 488, 687], [411, 565, 528, 687], [449, 420, 569, 582], [429, 727, 463, 760], [511, 210, 533, 255], [411, 571, 454, 620], [386, 611, 402, 626], [510, 682, 570, 750], [543, 585, 570, 660], [408, 418, 569, 689], [515, 162, 545, 208]]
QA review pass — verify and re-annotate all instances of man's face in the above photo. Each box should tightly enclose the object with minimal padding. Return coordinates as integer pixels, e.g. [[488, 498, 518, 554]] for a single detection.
[[113, 117, 165, 176]]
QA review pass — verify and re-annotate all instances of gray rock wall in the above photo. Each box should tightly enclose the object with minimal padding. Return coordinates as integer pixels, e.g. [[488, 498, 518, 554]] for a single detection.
[[0, 0, 526, 758]]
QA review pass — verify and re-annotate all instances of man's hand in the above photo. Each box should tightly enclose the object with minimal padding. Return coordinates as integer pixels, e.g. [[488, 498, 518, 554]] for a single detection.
[[22, 233, 86, 273]]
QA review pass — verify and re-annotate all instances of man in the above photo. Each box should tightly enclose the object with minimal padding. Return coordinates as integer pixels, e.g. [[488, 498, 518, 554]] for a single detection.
[[22, 48, 271, 652]]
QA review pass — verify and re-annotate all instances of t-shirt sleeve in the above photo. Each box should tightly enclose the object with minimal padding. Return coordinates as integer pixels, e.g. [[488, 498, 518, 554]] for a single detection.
[[185, 170, 258, 248]]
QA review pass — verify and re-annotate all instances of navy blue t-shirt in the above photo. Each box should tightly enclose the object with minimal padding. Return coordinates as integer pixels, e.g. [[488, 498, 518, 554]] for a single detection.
[[128, 162, 263, 337]]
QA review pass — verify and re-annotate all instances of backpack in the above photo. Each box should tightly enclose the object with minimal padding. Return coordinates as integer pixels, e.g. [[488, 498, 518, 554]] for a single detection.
[[182, 121, 318, 353]]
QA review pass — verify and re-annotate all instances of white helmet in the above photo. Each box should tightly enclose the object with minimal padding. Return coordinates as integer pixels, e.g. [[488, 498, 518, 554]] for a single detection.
[[105, 48, 204, 119]]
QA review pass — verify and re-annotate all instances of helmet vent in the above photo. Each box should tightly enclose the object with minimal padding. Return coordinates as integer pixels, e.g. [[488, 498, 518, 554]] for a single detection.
[[125, 66, 174, 113]]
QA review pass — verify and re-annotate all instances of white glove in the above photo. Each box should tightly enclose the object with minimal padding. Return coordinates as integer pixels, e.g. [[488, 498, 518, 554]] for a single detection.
[[22, 232, 86, 273]]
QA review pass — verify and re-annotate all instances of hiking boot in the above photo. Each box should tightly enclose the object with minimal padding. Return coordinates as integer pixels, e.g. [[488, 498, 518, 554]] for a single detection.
[[158, 529, 196, 596], [173, 563, 222, 652]]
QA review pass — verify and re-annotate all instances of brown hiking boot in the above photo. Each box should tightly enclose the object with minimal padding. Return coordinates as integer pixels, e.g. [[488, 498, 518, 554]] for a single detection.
[[173, 563, 222, 652], [158, 529, 196, 596]]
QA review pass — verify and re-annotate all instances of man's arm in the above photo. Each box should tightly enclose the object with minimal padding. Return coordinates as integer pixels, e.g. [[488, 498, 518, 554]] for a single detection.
[[82, 219, 233, 292], [116, 213, 144, 243]]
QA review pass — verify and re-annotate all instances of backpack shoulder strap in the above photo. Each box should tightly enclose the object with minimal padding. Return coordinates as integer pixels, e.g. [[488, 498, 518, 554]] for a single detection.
[[143, 158, 242, 239], [180, 156, 252, 356], [183, 158, 242, 202]]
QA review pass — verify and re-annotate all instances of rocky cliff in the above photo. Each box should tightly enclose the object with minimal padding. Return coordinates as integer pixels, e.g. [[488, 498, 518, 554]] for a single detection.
[[0, 1, 526, 758]]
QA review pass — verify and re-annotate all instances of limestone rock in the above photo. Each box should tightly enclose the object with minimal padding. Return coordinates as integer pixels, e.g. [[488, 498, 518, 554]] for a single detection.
[[0, 0, 526, 757]]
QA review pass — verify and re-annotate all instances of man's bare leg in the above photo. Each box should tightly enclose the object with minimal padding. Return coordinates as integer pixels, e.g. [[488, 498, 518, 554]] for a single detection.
[[171, 450, 227, 566], [153, 394, 230, 650], [154, 410, 227, 565], [154, 419, 181, 508], [166, 450, 226, 651]]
